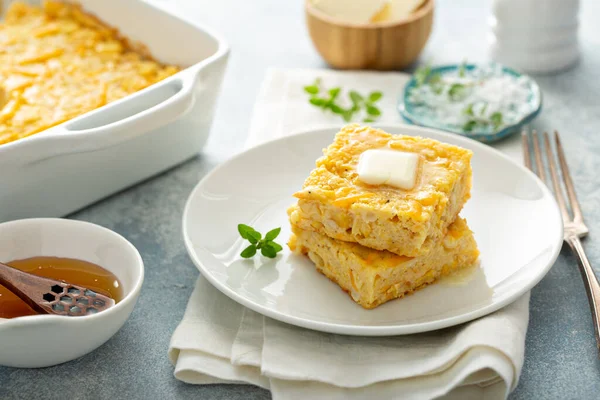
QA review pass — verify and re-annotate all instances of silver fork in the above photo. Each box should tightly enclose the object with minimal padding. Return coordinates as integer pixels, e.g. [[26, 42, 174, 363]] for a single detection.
[[523, 129, 600, 349]]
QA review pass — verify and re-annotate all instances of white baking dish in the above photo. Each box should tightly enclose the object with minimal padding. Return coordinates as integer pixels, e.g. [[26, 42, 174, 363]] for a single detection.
[[0, 0, 229, 222]]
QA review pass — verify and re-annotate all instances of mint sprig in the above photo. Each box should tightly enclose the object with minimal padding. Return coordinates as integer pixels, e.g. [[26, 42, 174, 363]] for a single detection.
[[238, 224, 283, 259], [304, 79, 383, 123]]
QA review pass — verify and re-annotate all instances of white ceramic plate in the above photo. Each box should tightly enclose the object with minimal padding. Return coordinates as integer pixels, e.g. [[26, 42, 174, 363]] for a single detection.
[[183, 125, 563, 336]]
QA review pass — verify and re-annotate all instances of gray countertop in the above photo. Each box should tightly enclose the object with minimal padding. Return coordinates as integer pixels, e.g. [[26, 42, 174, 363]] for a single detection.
[[2, 0, 600, 398]]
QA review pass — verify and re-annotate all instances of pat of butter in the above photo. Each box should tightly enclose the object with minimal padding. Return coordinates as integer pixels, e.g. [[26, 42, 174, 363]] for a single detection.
[[388, 0, 426, 21], [357, 149, 419, 190], [311, 0, 388, 24], [312, 0, 425, 24]]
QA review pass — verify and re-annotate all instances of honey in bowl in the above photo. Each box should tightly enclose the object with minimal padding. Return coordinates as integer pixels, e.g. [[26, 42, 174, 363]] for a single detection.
[[0, 257, 124, 319]]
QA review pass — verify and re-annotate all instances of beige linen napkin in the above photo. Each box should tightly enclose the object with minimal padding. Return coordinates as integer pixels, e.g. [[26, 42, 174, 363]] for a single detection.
[[169, 68, 529, 400]]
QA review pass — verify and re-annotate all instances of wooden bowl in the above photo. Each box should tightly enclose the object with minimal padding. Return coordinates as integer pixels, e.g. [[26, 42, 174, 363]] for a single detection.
[[306, 0, 434, 70]]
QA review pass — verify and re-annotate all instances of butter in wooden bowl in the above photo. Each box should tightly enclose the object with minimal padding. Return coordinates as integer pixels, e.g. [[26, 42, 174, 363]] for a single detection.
[[305, 0, 434, 70]]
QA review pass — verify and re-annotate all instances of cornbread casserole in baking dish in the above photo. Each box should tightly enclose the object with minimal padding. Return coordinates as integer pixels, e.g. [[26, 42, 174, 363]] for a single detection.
[[0, 1, 179, 145], [292, 124, 473, 257], [0, 0, 228, 223], [289, 213, 479, 309]]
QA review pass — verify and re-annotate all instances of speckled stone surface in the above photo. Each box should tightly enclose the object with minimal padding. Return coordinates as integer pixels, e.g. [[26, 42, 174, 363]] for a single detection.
[[2, 0, 600, 398]]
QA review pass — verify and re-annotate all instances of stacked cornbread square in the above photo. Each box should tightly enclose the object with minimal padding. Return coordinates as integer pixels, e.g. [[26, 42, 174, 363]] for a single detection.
[[288, 125, 479, 309]]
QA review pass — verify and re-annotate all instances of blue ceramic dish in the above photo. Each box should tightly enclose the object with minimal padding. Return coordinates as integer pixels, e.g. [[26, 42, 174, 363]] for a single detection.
[[399, 64, 542, 143]]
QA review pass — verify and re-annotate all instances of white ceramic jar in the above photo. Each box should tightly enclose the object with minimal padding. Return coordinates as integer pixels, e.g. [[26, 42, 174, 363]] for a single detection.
[[489, 0, 580, 74]]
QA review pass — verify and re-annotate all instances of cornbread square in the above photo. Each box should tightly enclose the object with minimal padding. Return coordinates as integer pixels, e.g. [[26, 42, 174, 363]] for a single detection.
[[289, 214, 479, 309], [292, 124, 473, 257]]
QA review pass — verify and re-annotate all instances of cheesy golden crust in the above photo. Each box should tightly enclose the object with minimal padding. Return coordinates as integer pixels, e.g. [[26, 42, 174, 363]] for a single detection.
[[0, 1, 180, 145], [289, 215, 479, 309], [292, 124, 472, 257]]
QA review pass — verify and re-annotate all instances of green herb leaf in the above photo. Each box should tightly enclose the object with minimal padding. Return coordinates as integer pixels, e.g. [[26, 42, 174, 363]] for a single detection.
[[309, 97, 327, 107], [237, 224, 261, 244], [480, 103, 488, 116], [490, 112, 503, 129], [366, 105, 381, 116], [448, 83, 466, 101], [238, 224, 255, 240], [265, 227, 281, 241], [425, 72, 445, 95], [432, 84, 444, 95], [304, 85, 319, 95], [330, 104, 345, 114], [458, 61, 467, 78], [261, 246, 277, 258], [368, 91, 383, 102], [349, 91, 363, 105], [463, 103, 474, 116], [342, 110, 353, 122], [428, 73, 442, 85], [247, 230, 261, 244], [328, 87, 341, 99], [363, 117, 375, 123], [463, 120, 477, 132], [414, 65, 431, 87], [240, 244, 257, 258], [267, 241, 283, 252]]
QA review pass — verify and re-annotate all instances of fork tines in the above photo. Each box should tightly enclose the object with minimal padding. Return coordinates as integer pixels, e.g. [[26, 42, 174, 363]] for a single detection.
[[522, 129, 587, 235]]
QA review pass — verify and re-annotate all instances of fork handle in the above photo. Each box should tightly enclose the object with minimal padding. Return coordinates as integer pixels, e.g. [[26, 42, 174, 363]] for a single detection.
[[566, 236, 600, 350]]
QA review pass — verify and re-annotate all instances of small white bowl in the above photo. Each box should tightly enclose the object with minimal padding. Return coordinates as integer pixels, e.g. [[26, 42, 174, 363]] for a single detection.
[[0, 218, 144, 368]]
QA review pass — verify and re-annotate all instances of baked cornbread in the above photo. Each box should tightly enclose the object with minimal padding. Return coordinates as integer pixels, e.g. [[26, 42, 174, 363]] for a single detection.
[[0, 1, 180, 146], [289, 212, 479, 309], [292, 124, 472, 257]]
